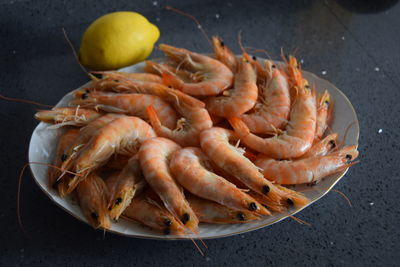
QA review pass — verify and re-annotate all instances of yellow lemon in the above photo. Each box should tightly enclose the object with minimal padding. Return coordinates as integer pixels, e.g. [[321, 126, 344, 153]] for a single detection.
[[79, 11, 160, 70]]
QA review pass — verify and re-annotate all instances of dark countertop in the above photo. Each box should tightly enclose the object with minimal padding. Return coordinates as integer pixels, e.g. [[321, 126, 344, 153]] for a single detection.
[[1, 0, 399, 266]]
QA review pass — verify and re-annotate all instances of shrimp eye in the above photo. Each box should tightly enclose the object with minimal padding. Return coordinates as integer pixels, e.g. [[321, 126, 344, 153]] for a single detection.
[[115, 197, 123, 205], [81, 93, 88, 99], [61, 154, 68, 162], [262, 185, 270, 194], [345, 154, 352, 161], [237, 212, 245, 221], [286, 198, 294, 206], [249, 202, 258, 211], [305, 84, 310, 89], [113, 80, 119, 83], [329, 140, 336, 148], [91, 212, 99, 220], [108, 207, 112, 211], [262, 204, 269, 209], [85, 89, 90, 93], [325, 100, 329, 105], [220, 40, 225, 47], [271, 64, 277, 68], [163, 228, 171, 235], [252, 55, 257, 61], [182, 213, 190, 224], [163, 218, 172, 226]]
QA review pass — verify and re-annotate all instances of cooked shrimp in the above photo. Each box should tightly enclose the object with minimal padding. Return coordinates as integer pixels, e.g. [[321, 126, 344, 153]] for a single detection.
[[199, 127, 284, 203], [68, 116, 156, 193], [255, 145, 359, 184], [138, 137, 199, 233], [229, 82, 317, 159], [122, 194, 186, 235], [300, 133, 338, 158], [105, 157, 147, 220], [35, 107, 102, 128], [315, 90, 333, 140], [240, 60, 291, 134], [187, 195, 260, 224], [93, 71, 163, 83], [104, 155, 130, 170], [159, 44, 234, 96], [48, 129, 80, 190], [169, 147, 270, 215], [205, 57, 258, 117], [76, 173, 111, 229], [71, 91, 178, 129], [212, 36, 238, 72]]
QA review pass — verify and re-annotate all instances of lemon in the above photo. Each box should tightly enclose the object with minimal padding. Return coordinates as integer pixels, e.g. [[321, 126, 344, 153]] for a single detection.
[[79, 11, 160, 70]]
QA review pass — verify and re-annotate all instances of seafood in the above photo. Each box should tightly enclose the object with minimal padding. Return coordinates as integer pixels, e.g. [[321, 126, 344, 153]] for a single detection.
[[159, 44, 234, 96], [169, 147, 270, 215], [240, 60, 291, 134], [76, 173, 111, 229], [71, 91, 178, 130], [123, 193, 186, 235], [255, 145, 359, 184], [187, 195, 260, 224], [205, 57, 258, 117], [138, 137, 199, 232], [315, 90, 333, 140], [229, 80, 317, 159], [300, 133, 338, 159], [106, 157, 147, 220], [68, 116, 156, 193], [211, 36, 238, 72], [48, 129, 80, 190], [35, 107, 102, 128], [93, 71, 163, 83]]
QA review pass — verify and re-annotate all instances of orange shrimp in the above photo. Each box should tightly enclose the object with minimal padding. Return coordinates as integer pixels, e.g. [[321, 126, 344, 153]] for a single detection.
[[71, 91, 178, 130], [169, 147, 270, 216], [76, 173, 111, 229], [48, 129, 80, 190], [159, 44, 234, 96], [229, 82, 317, 159], [68, 116, 156, 193], [106, 157, 147, 220], [299, 133, 338, 159], [187, 195, 260, 224], [205, 57, 258, 117], [138, 137, 199, 233], [211, 36, 238, 72], [315, 90, 333, 140], [93, 71, 163, 83], [122, 193, 186, 236], [255, 145, 359, 184], [240, 60, 291, 134], [35, 107, 103, 128]]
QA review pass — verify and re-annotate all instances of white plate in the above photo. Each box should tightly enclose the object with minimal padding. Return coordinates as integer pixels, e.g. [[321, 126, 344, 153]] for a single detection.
[[29, 60, 359, 240]]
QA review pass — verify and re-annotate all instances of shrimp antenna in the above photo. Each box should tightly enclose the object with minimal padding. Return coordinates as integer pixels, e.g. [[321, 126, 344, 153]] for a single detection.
[[245, 47, 273, 61], [165, 6, 211, 46], [332, 189, 352, 207], [62, 28, 98, 81], [17, 162, 81, 236], [0, 94, 53, 108], [288, 215, 312, 226]]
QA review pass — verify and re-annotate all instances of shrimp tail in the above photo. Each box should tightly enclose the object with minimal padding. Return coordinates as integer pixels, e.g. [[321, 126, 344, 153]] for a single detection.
[[228, 116, 250, 136]]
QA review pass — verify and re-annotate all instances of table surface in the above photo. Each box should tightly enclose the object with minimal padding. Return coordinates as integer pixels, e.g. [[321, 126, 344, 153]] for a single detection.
[[1, 0, 399, 266]]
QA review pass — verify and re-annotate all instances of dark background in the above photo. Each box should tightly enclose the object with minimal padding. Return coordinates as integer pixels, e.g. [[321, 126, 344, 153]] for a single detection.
[[1, 0, 399, 266]]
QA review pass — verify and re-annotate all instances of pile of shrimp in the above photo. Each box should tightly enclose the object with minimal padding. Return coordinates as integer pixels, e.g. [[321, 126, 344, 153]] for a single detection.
[[35, 38, 358, 236]]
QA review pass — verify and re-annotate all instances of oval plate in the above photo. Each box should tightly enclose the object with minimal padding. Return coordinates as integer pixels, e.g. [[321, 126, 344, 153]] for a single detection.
[[29, 60, 359, 240]]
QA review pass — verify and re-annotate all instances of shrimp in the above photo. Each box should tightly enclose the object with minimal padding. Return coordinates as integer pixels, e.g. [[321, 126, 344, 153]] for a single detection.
[[71, 91, 178, 129], [146, 90, 212, 147], [205, 57, 258, 117], [35, 107, 102, 128], [93, 71, 163, 83], [299, 133, 338, 159], [104, 155, 130, 170], [106, 157, 147, 220], [211, 36, 238, 72], [229, 81, 317, 159], [48, 129, 80, 190], [159, 44, 234, 96], [199, 127, 285, 204], [315, 90, 333, 140], [254, 145, 359, 184], [76, 173, 111, 229], [169, 147, 270, 216], [68, 116, 156, 193], [187, 195, 260, 224], [138, 137, 199, 233], [240, 60, 291, 134], [122, 193, 186, 235]]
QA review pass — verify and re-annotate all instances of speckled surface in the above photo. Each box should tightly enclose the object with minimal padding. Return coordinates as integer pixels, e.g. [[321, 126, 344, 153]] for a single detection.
[[1, 0, 399, 266]]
